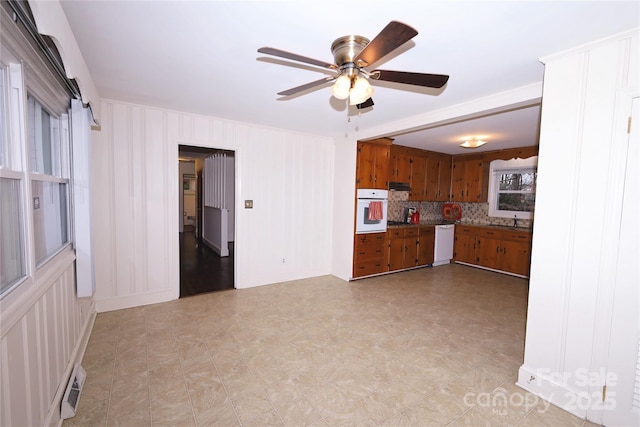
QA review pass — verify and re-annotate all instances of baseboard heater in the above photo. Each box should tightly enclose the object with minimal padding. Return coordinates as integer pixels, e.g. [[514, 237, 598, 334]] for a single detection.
[[61, 364, 86, 419]]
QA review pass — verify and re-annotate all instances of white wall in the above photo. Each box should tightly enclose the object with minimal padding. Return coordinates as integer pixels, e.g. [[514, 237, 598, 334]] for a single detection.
[[0, 248, 95, 427], [92, 100, 335, 312], [517, 29, 639, 423], [331, 136, 359, 280]]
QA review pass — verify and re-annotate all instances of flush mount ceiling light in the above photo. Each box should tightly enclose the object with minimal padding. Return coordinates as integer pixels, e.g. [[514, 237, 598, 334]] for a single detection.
[[459, 136, 488, 148]]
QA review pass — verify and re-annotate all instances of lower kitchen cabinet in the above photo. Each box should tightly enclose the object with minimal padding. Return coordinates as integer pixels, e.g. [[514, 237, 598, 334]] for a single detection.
[[387, 228, 419, 271], [353, 232, 387, 277], [418, 226, 435, 265], [476, 229, 502, 268], [453, 225, 532, 276], [453, 226, 477, 264], [352, 226, 439, 277], [499, 230, 533, 276]]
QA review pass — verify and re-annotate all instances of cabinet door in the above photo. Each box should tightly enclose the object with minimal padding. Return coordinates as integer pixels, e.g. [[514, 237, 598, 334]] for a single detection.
[[418, 227, 435, 265], [356, 142, 376, 188], [403, 229, 420, 268], [425, 156, 440, 201], [437, 155, 452, 201], [356, 142, 390, 189], [403, 238, 418, 268], [464, 160, 484, 202], [454, 233, 477, 264], [391, 149, 412, 184], [388, 237, 405, 271], [476, 235, 501, 269], [373, 144, 390, 189], [409, 155, 427, 200], [451, 158, 483, 202], [500, 240, 531, 276], [451, 158, 466, 201]]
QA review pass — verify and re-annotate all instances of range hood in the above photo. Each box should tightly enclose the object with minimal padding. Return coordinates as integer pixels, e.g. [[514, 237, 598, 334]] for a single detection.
[[389, 181, 412, 191]]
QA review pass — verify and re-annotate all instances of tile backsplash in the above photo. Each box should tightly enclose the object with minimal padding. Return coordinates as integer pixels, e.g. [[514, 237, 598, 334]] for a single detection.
[[387, 191, 533, 229]]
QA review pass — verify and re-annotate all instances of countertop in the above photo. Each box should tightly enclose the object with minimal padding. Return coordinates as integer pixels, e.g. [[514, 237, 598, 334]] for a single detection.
[[386, 221, 532, 232]]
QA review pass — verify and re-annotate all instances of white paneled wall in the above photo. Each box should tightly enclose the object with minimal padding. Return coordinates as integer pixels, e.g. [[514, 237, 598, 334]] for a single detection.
[[518, 29, 639, 423], [92, 100, 335, 312], [0, 249, 95, 427]]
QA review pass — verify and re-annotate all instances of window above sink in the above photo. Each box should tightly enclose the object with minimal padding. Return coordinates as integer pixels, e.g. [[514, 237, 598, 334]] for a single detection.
[[488, 157, 538, 220]]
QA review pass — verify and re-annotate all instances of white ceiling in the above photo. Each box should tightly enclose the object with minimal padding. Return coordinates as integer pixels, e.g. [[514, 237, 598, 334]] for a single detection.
[[59, 1, 638, 155]]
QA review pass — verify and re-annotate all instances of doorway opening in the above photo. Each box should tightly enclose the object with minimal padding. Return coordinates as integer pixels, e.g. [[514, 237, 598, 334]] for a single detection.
[[178, 145, 235, 297]]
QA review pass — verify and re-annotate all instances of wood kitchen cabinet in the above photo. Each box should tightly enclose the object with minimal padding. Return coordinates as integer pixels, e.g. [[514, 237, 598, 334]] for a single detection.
[[453, 225, 478, 264], [451, 157, 484, 202], [499, 230, 533, 276], [390, 145, 431, 201], [453, 225, 532, 277], [477, 228, 532, 275], [356, 138, 392, 189], [390, 145, 412, 184], [417, 226, 435, 265], [353, 232, 388, 277], [409, 154, 427, 201], [387, 228, 419, 271], [424, 153, 452, 201], [476, 228, 502, 269]]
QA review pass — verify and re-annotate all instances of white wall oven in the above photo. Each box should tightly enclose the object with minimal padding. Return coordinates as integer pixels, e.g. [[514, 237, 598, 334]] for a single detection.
[[355, 189, 388, 234]]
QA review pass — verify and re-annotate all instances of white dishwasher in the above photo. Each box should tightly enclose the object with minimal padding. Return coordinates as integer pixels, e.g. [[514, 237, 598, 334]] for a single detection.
[[433, 224, 455, 266]]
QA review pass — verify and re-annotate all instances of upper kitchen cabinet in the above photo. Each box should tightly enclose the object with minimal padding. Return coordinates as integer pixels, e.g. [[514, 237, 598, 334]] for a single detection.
[[391, 145, 428, 201], [427, 153, 452, 202], [390, 145, 412, 184], [356, 138, 392, 189], [389, 145, 451, 201], [451, 156, 485, 202], [409, 154, 427, 201]]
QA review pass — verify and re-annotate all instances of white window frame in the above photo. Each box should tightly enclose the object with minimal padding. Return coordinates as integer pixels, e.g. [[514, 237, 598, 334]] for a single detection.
[[0, 59, 32, 299], [487, 156, 538, 220], [0, 53, 72, 304]]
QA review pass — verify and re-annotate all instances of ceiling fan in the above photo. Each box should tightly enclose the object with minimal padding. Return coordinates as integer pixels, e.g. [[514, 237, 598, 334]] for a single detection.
[[257, 21, 449, 109]]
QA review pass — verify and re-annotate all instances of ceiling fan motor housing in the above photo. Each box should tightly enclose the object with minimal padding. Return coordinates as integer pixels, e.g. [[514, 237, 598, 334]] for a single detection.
[[331, 35, 370, 67]]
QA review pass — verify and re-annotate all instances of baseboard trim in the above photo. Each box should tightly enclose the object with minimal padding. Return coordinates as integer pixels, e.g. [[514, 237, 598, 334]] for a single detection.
[[95, 289, 177, 313], [517, 364, 588, 420]]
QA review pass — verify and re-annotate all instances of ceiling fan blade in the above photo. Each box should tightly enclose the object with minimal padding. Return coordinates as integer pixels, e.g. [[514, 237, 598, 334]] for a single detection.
[[277, 77, 335, 96], [356, 98, 374, 109], [353, 21, 418, 67], [258, 47, 338, 70], [372, 69, 449, 88]]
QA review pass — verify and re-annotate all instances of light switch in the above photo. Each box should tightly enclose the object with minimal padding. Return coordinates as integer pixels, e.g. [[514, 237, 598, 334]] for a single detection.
[[244, 200, 253, 209]]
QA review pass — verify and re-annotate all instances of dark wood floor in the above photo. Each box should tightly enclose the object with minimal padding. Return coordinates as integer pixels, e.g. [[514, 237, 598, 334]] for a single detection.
[[179, 229, 234, 298]]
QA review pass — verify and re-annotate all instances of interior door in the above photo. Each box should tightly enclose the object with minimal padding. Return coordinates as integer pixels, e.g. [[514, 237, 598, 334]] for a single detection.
[[602, 96, 639, 427]]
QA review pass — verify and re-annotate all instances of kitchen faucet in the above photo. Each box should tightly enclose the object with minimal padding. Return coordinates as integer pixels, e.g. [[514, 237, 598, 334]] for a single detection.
[[513, 215, 518, 228]]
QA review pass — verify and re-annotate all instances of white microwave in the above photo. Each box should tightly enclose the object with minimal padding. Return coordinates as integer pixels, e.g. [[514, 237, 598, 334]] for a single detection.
[[355, 189, 388, 234]]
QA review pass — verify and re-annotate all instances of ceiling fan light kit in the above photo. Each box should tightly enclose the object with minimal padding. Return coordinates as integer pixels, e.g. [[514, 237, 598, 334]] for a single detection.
[[257, 20, 450, 110]]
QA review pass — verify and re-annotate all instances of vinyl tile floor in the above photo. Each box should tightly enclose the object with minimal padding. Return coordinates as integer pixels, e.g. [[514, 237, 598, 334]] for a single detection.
[[64, 264, 598, 427]]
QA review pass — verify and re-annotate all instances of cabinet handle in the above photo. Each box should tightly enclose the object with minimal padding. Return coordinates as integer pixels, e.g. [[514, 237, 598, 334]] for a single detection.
[[503, 247, 507, 254], [496, 246, 499, 253]]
